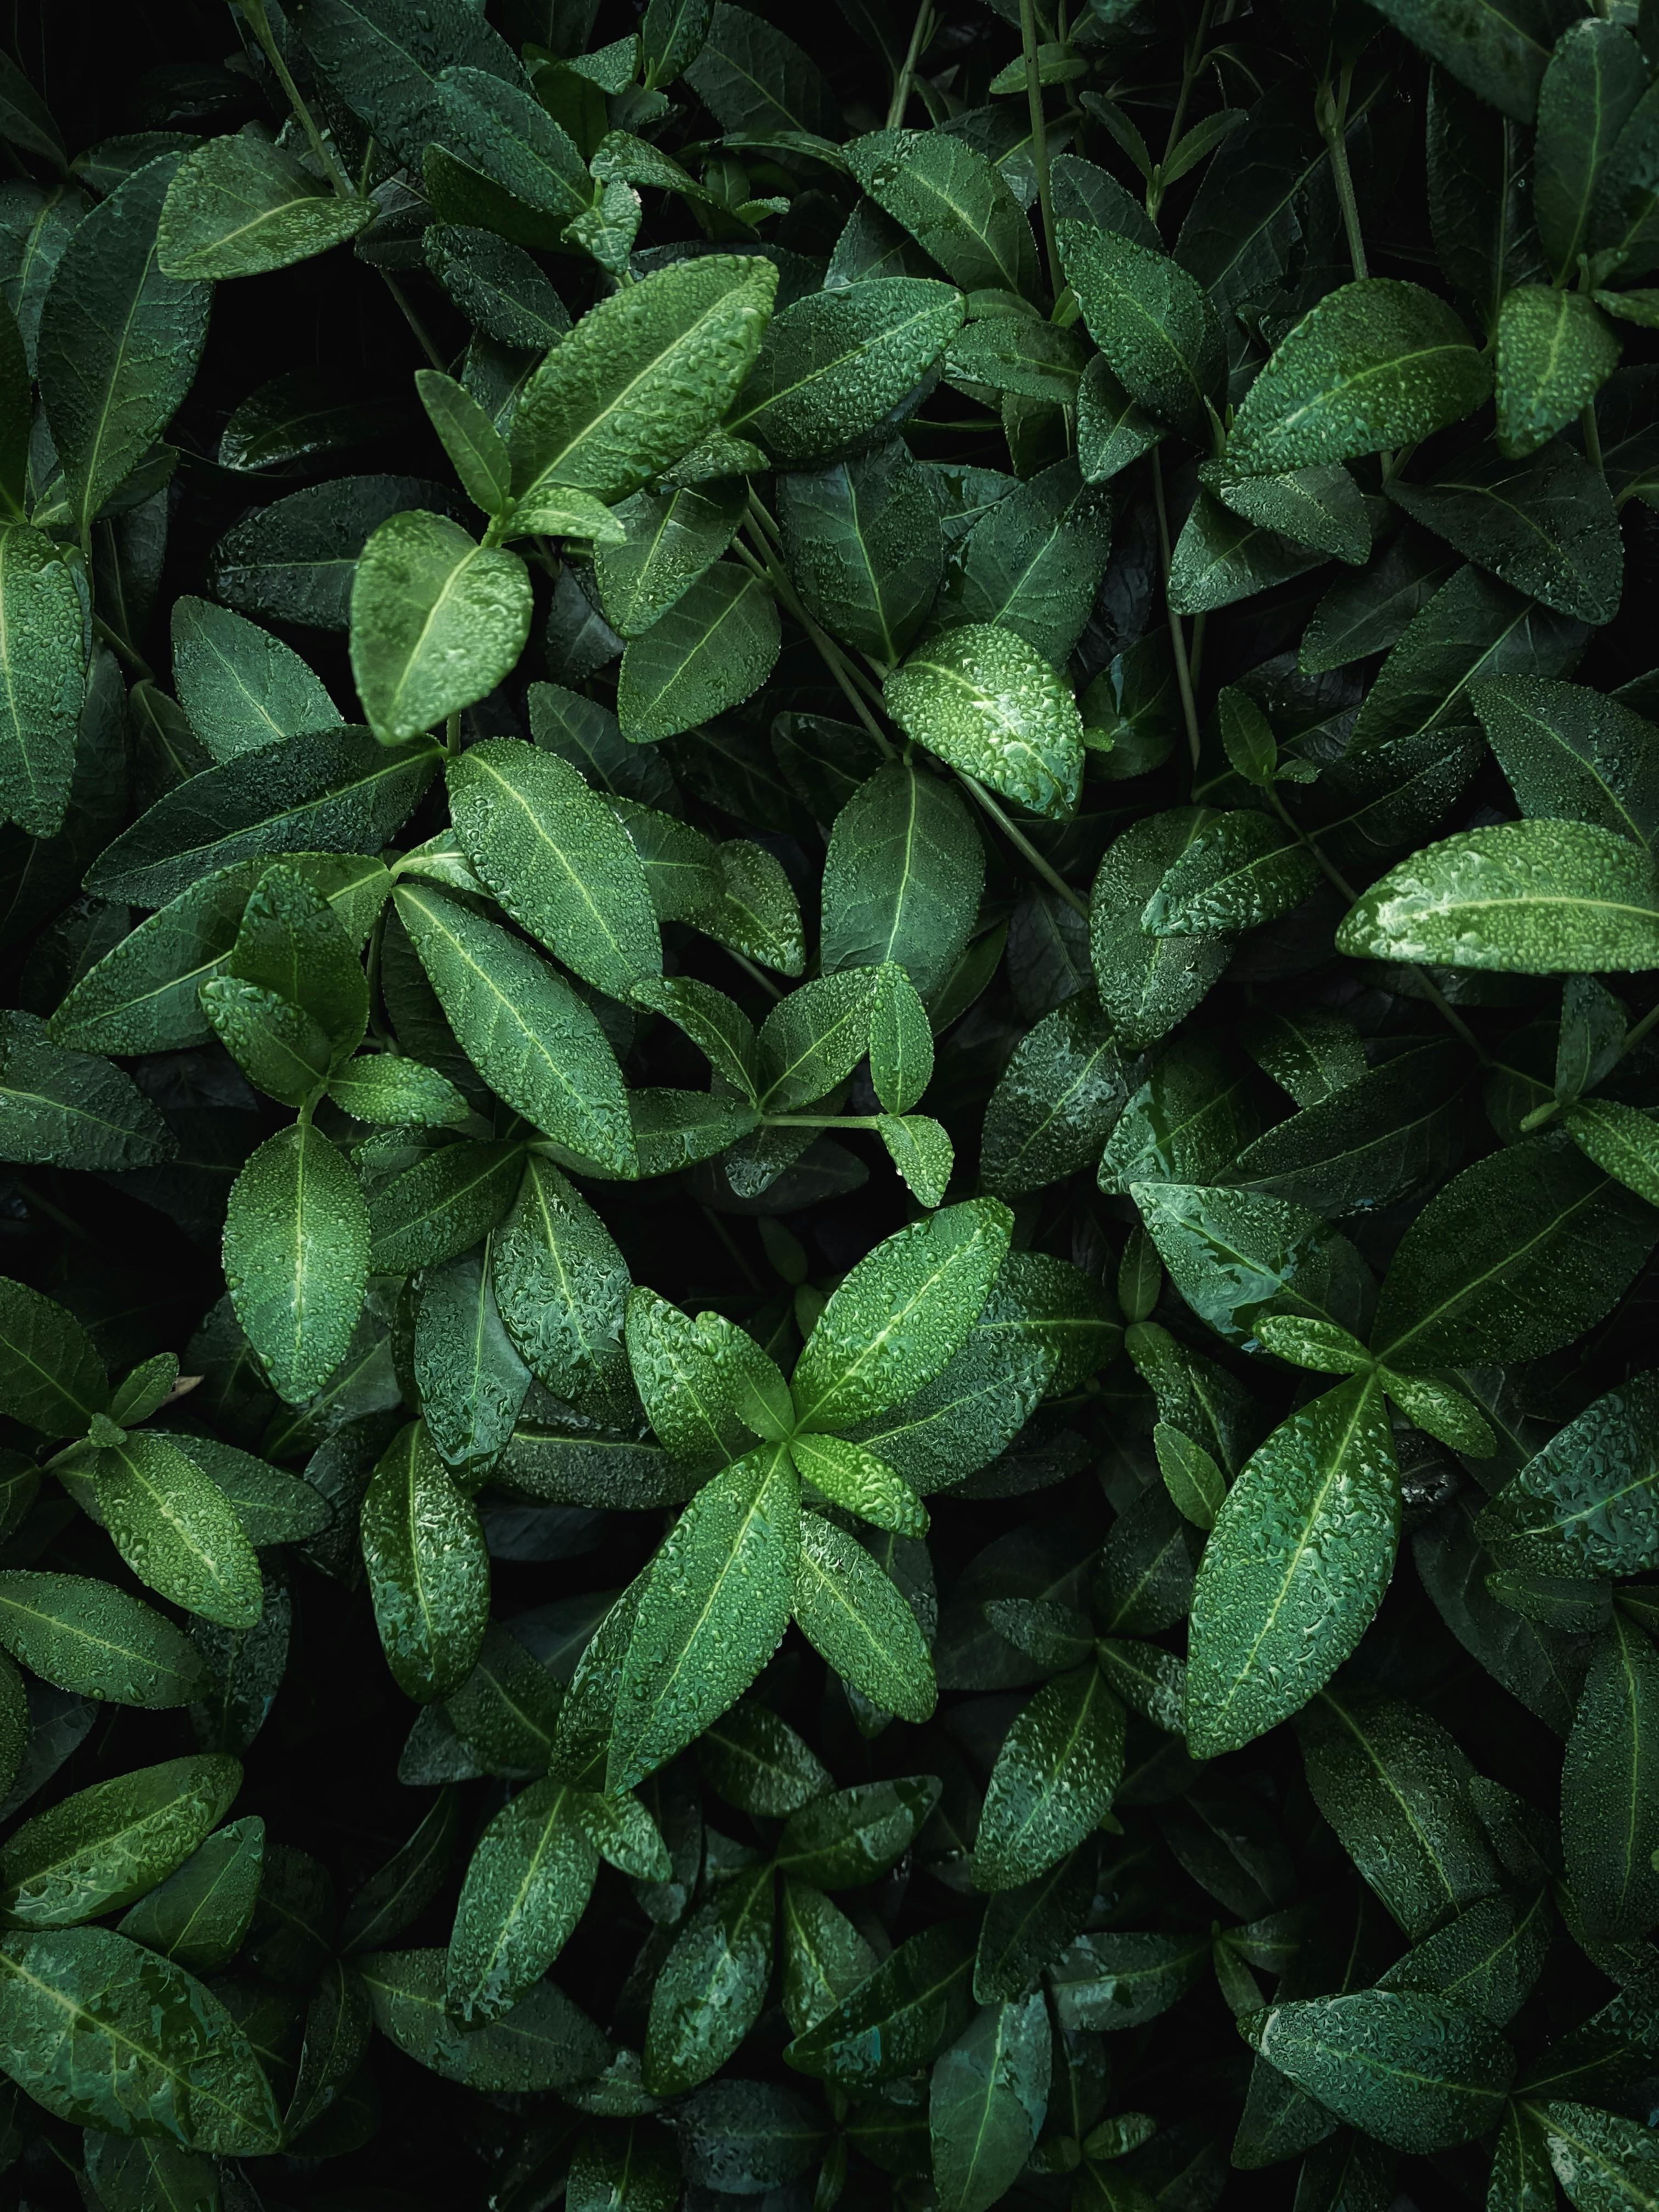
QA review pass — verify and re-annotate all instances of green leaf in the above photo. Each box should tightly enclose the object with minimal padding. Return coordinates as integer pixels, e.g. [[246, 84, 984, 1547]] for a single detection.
[[492, 1152, 630, 1406], [775, 1776, 937, 1888], [1130, 1182, 1365, 1348], [973, 1662, 1125, 1889], [1241, 1990, 1513, 2152], [616, 562, 781, 743], [91, 1432, 262, 1629], [0, 1572, 208, 1707], [1565, 1096, 1659, 1208], [115, 1815, 263, 1972], [1338, 820, 1659, 972], [846, 129, 1040, 300], [1076, 355, 1163, 484], [0, 522, 84, 839], [645, 1861, 774, 2094], [1369, 1137, 1659, 1368], [732, 277, 963, 464], [509, 255, 776, 509], [1227, 279, 1491, 476], [229, 860, 368, 1055], [1234, 1041, 1465, 1219], [627, 1287, 789, 1463], [290, 0, 518, 166], [940, 457, 1113, 668], [885, 622, 1084, 821], [1059, 222, 1223, 441], [1472, 674, 1659, 850], [447, 738, 660, 999], [36, 153, 209, 543], [789, 1432, 927, 1537], [445, 1778, 597, 2021], [85, 726, 441, 910], [1562, 1613, 1659, 1940], [360, 1420, 489, 1702], [1201, 460, 1370, 567], [393, 882, 635, 1175], [1364, 0, 1571, 122], [1165, 486, 1329, 616], [425, 66, 591, 245], [594, 478, 744, 639], [1142, 810, 1318, 936], [1090, 810, 1232, 1052], [1297, 1690, 1503, 1939], [1536, 20, 1647, 279], [821, 762, 983, 1005], [223, 1121, 369, 1406], [415, 367, 511, 520], [368, 1137, 524, 1273], [158, 134, 371, 279], [359, 1944, 607, 2091], [792, 1511, 936, 1720], [0, 1275, 106, 1437], [1186, 1378, 1400, 1758], [779, 441, 946, 665], [792, 1197, 1011, 1430], [0, 1754, 239, 1928], [608, 1441, 799, 1791], [170, 597, 339, 763], [348, 511, 531, 745], [413, 1240, 531, 1480], [1376, 1889, 1552, 2028], [1496, 287, 1622, 458], [1476, 1373, 1659, 1578], [755, 969, 875, 1113], [329, 1052, 469, 1127], [981, 993, 1124, 1199], [200, 975, 332, 1106], [0, 1924, 280, 2150], [786, 1921, 975, 2087], [1046, 1927, 1211, 2033], [880, 1113, 955, 1207], [1541, 2101, 1659, 2212], [868, 962, 934, 1117], [1154, 1422, 1227, 1532], [929, 1992, 1051, 2212], [1389, 441, 1622, 625]]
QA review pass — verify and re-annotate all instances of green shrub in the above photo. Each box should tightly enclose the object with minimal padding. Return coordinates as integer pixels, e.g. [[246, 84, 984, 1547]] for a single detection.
[[1, 0, 1658, 2205]]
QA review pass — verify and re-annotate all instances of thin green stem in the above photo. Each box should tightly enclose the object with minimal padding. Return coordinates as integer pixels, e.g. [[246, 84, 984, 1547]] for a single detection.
[[381, 272, 447, 373], [445, 712, 461, 756], [90, 611, 151, 681], [701, 1204, 764, 1289], [764, 1114, 885, 1129], [1161, 0, 1214, 163], [887, 0, 934, 129], [725, 947, 785, 1001], [1018, 0, 1063, 302], [1152, 452, 1203, 771], [239, 0, 352, 196], [956, 771, 1089, 918], [364, 905, 397, 1052], [1265, 787, 1492, 1064], [1618, 998, 1659, 1062], [736, 514, 895, 758], [1319, 64, 1367, 281], [1582, 400, 1605, 477], [14, 1180, 97, 1246]]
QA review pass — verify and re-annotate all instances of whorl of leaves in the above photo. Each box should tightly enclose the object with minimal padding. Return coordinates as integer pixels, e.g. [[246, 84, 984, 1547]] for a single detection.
[[2, 0, 1659, 2207]]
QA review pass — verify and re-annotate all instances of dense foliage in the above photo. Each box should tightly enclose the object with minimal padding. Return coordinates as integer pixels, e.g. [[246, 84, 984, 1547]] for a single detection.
[[8, 0, 1659, 2204]]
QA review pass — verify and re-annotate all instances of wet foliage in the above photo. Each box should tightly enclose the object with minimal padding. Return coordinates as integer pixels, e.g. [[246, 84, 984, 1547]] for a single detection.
[[3, 0, 1659, 2207]]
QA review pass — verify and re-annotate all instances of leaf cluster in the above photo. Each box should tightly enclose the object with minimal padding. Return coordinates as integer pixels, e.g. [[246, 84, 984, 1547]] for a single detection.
[[4, 0, 1659, 2208]]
